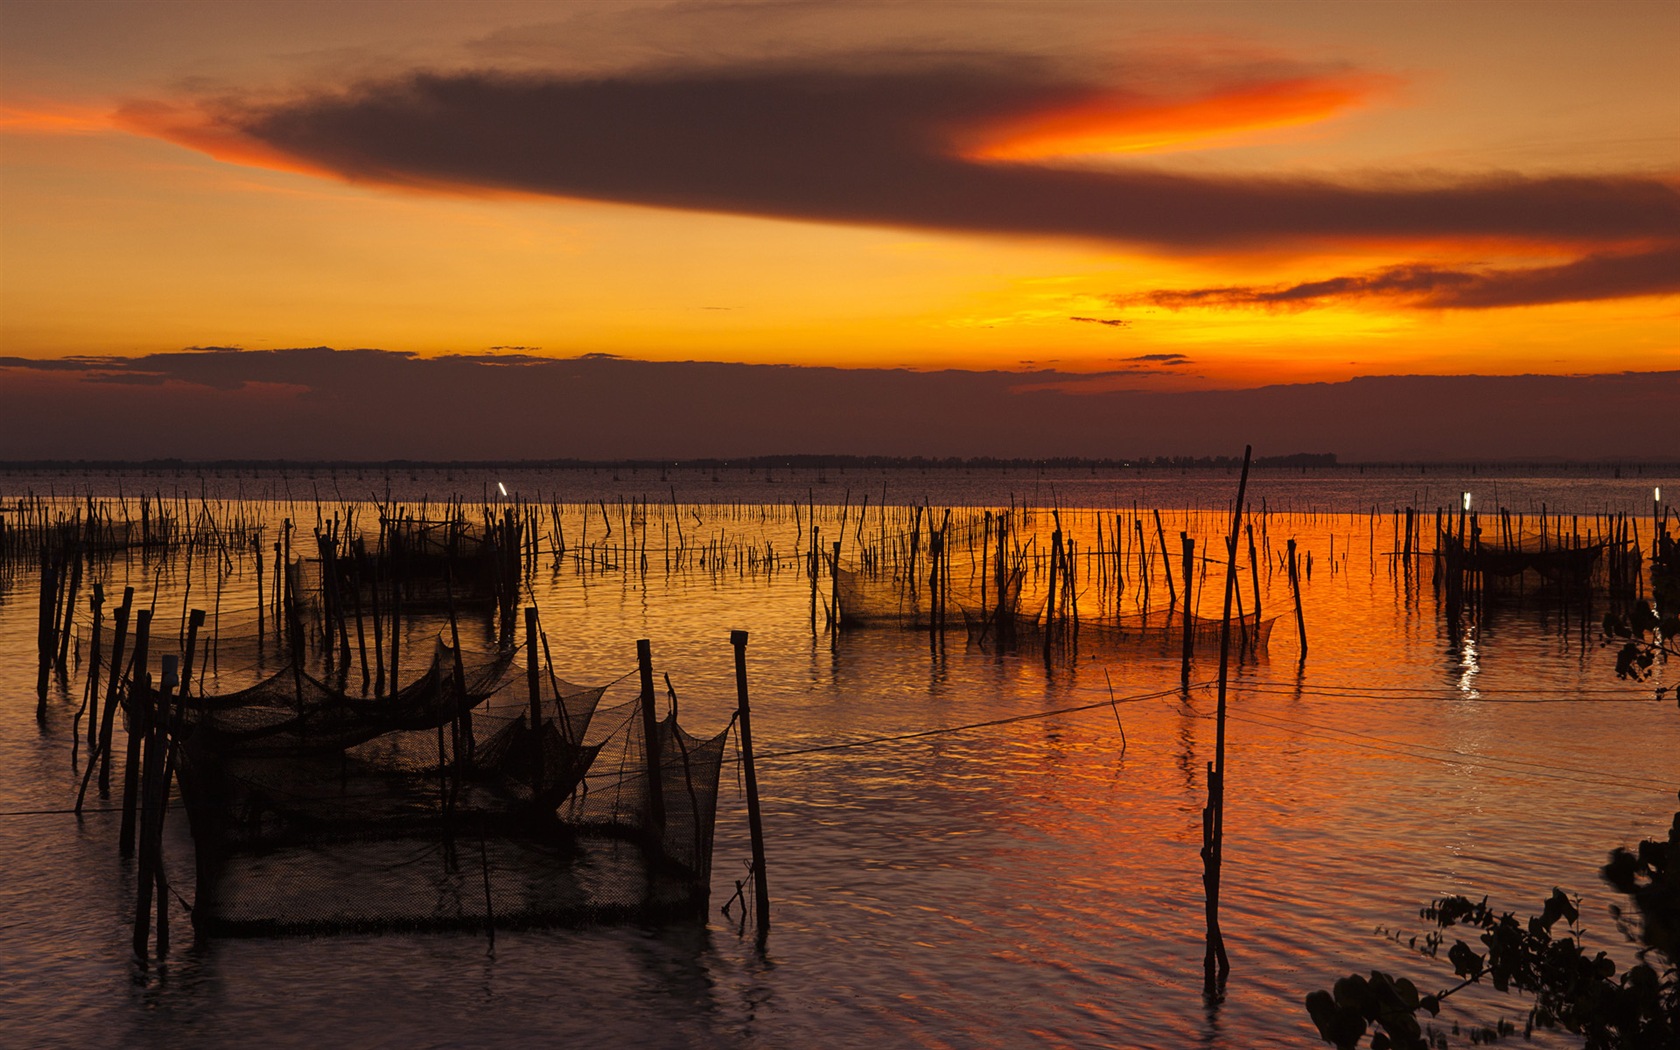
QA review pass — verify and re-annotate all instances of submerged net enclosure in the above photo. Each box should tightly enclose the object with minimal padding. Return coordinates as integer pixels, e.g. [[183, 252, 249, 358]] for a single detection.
[[78, 516, 733, 938], [164, 634, 729, 935], [969, 607, 1276, 657]]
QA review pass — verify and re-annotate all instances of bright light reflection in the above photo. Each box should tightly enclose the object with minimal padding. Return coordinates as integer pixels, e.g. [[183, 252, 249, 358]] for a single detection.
[[1462, 491, 1472, 512], [1458, 633, 1481, 699], [497, 481, 508, 497]]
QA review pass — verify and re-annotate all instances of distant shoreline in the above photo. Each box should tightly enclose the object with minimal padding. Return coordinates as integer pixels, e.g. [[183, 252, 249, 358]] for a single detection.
[[0, 455, 1676, 473]]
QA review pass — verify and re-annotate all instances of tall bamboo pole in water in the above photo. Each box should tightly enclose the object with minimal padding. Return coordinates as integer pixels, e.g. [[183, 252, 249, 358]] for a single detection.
[[1180, 534, 1195, 688], [636, 639, 666, 865], [1203, 445, 1250, 994], [732, 630, 770, 941]]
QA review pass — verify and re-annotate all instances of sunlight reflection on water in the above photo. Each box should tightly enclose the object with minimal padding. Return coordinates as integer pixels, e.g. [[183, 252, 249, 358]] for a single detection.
[[1, 467, 1674, 1048]]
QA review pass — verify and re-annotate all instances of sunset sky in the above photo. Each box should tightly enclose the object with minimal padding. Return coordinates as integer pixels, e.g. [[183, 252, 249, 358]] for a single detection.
[[1, 0, 1676, 459]]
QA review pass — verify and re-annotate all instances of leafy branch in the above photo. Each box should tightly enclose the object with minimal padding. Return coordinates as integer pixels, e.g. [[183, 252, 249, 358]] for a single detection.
[[1306, 848, 1677, 1049]]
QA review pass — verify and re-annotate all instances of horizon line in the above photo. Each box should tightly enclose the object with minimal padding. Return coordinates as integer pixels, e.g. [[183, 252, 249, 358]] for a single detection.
[[2, 454, 1678, 472]]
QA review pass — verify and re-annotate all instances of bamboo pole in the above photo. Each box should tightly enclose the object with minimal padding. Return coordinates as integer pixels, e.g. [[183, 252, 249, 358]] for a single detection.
[[95, 587, 134, 796], [732, 629, 771, 941], [526, 607, 544, 799], [1154, 509, 1177, 606], [133, 660, 170, 962], [84, 584, 105, 751], [1180, 534, 1195, 688], [118, 608, 153, 859], [1203, 444, 1250, 993], [636, 639, 666, 864], [1288, 538, 1308, 666]]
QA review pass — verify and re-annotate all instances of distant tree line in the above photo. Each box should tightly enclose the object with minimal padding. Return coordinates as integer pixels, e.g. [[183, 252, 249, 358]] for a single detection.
[[0, 453, 1344, 471]]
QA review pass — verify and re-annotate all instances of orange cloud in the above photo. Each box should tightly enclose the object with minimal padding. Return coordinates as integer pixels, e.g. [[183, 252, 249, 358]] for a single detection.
[[113, 99, 344, 181], [962, 73, 1387, 161], [0, 102, 118, 135], [1112, 244, 1680, 311], [113, 97, 567, 204]]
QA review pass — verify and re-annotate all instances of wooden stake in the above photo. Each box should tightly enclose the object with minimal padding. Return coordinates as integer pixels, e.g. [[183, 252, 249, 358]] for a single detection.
[[85, 584, 105, 751], [732, 630, 771, 941], [95, 588, 134, 796], [1180, 533, 1195, 688], [636, 639, 666, 863], [1288, 538, 1308, 666], [525, 607, 543, 799], [1204, 444, 1250, 993], [1154, 510, 1177, 606], [133, 661, 169, 962], [118, 609, 152, 859], [831, 540, 841, 634]]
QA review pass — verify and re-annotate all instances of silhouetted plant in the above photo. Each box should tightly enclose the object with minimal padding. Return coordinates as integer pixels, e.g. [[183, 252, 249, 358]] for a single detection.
[[1306, 810, 1677, 1049], [1607, 528, 1680, 685]]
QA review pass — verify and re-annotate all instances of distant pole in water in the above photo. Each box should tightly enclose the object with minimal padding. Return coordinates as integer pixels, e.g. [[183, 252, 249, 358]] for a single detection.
[[1287, 539, 1308, 666], [1155, 509, 1177, 606], [85, 584, 105, 751], [525, 607, 544, 799], [831, 540, 841, 636], [1180, 533, 1195, 688], [809, 525, 820, 636], [1044, 529, 1061, 663], [96, 587, 135, 796], [36, 548, 55, 716], [732, 629, 771, 941], [1245, 523, 1262, 629]]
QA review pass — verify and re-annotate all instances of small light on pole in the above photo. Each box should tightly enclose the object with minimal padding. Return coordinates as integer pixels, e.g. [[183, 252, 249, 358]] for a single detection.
[[1462, 491, 1472, 512], [497, 481, 508, 497]]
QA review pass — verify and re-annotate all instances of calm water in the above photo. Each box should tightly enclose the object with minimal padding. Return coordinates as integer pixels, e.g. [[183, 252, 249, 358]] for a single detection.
[[3, 467, 1675, 1049]]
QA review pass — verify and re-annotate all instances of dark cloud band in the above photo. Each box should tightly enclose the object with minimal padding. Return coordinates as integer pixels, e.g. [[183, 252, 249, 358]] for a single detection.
[[129, 61, 1680, 258], [3, 348, 1675, 461], [1114, 244, 1680, 310]]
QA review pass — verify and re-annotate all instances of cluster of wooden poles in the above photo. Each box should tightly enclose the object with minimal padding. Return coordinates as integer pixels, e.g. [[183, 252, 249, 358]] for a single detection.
[[40, 496, 776, 959], [58, 579, 201, 966], [1429, 501, 1664, 645]]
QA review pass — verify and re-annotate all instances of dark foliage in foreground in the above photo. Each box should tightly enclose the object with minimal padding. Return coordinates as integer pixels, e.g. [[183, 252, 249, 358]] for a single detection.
[[1306, 809, 1677, 1049]]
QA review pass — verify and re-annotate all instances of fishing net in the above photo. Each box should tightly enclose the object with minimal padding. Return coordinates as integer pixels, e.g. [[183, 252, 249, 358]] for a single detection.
[[834, 564, 934, 627], [174, 653, 728, 935], [967, 606, 1277, 657]]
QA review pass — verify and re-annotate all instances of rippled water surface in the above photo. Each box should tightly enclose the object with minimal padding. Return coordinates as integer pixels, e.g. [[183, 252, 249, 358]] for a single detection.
[[3, 466, 1675, 1048]]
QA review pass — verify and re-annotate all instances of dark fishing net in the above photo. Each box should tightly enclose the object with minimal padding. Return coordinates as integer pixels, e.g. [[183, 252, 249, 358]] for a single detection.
[[836, 563, 1017, 629], [116, 616, 733, 936], [969, 606, 1277, 656]]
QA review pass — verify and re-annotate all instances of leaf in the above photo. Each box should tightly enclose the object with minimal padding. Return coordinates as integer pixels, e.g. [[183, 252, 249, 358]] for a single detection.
[[1615, 642, 1642, 678], [1631, 601, 1658, 633], [1306, 989, 1368, 1049], [1448, 940, 1483, 979]]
